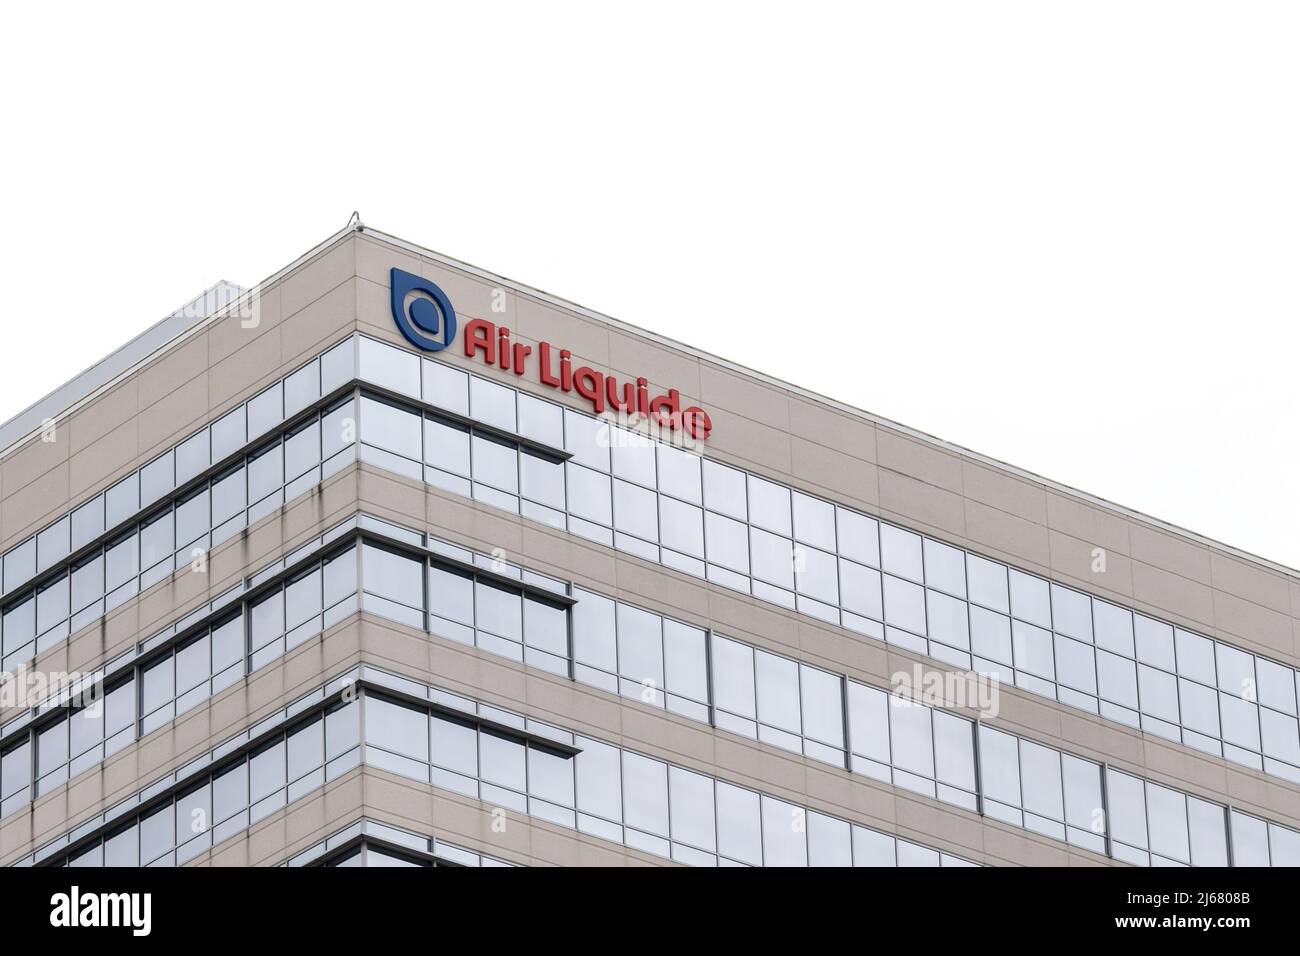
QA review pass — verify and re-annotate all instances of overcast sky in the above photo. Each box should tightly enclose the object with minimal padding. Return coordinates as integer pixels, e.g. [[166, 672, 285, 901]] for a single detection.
[[1, 2, 1296, 570]]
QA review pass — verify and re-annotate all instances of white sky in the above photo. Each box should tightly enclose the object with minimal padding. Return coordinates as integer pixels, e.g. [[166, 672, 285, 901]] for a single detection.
[[0, 3, 1296, 569]]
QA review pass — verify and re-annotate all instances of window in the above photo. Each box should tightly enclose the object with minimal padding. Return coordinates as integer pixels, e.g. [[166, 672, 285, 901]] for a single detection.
[[617, 603, 663, 697], [1008, 570, 1050, 627], [668, 765, 715, 852], [424, 417, 470, 476], [715, 782, 761, 865], [470, 376, 516, 432], [621, 752, 670, 840], [702, 460, 746, 521], [705, 512, 749, 572], [792, 493, 835, 551], [658, 445, 702, 505], [471, 433, 519, 494], [517, 393, 563, 447], [880, 524, 923, 581], [572, 588, 616, 673], [1175, 629, 1216, 685], [431, 713, 478, 778], [476, 581, 522, 643], [480, 729, 526, 792], [923, 538, 965, 597], [1050, 584, 1092, 641], [366, 696, 428, 762], [761, 795, 807, 866], [660, 497, 704, 558], [361, 544, 423, 611], [883, 575, 925, 634], [836, 508, 879, 568], [527, 744, 575, 809]]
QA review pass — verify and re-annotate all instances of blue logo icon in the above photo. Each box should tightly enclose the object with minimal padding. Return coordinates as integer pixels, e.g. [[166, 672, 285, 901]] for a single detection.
[[390, 267, 457, 351]]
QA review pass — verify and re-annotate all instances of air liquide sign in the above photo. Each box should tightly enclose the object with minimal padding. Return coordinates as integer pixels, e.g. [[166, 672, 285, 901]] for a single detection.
[[391, 268, 712, 441]]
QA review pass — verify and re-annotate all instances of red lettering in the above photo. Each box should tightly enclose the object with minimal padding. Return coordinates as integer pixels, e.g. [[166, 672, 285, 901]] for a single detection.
[[464, 318, 496, 365]]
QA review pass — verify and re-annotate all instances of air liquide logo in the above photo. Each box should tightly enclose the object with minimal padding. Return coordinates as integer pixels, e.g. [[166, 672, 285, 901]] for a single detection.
[[391, 267, 457, 352], [388, 265, 712, 442]]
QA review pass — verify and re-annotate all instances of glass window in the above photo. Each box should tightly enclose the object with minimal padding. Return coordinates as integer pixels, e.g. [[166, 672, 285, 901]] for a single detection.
[[755, 651, 800, 734], [424, 417, 471, 476], [1093, 600, 1134, 656], [175, 488, 209, 548], [429, 564, 474, 626], [287, 718, 324, 781], [360, 396, 419, 460], [1055, 635, 1096, 694], [663, 620, 708, 704], [469, 377, 516, 432], [839, 560, 882, 620], [175, 633, 210, 694], [2, 596, 35, 656], [611, 430, 657, 488], [613, 479, 658, 541], [1257, 658, 1298, 715], [792, 492, 835, 551], [847, 681, 891, 764], [284, 418, 321, 479], [564, 410, 609, 472], [423, 360, 469, 415], [800, 664, 845, 748], [657, 445, 702, 505], [1097, 650, 1138, 708], [213, 761, 248, 823], [932, 711, 975, 792], [527, 744, 575, 808], [1134, 614, 1175, 670], [519, 450, 564, 509], [715, 781, 761, 865], [523, 595, 567, 657], [142, 654, 174, 715], [966, 554, 1009, 613], [1230, 811, 1270, 866], [922, 539, 965, 598], [795, 545, 838, 605], [1179, 678, 1220, 737], [517, 393, 563, 448], [140, 451, 175, 502], [359, 337, 420, 397], [760, 795, 807, 866], [480, 729, 526, 792], [746, 476, 790, 536], [362, 544, 423, 610], [431, 713, 478, 777], [978, 725, 1020, 809], [880, 524, 923, 581], [1146, 783, 1189, 863], [36, 575, 69, 636], [621, 752, 669, 838], [616, 603, 663, 688], [926, 590, 969, 649], [139, 803, 175, 863], [572, 588, 616, 672], [105, 474, 139, 528], [139, 510, 174, 569], [211, 405, 247, 461], [211, 465, 246, 525], [659, 497, 704, 558], [702, 460, 746, 521], [1019, 740, 1063, 821], [71, 555, 103, 613], [472, 433, 519, 494], [1008, 570, 1050, 627], [807, 811, 852, 867], [285, 567, 322, 628], [574, 736, 622, 822], [250, 589, 284, 649], [566, 465, 611, 525], [668, 765, 715, 852], [1050, 584, 1092, 642], [712, 636, 756, 720], [836, 508, 879, 568], [247, 442, 283, 504], [750, 528, 794, 590], [1012, 620, 1054, 679], [476, 581, 522, 642], [1062, 753, 1103, 835], [1175, 629, 1216, 685], [1106, 769, 1148, 850], [1215, 643, 1255, 700], [852, 826, 896, 867], [71, 497, 105, 551], [705, 512, 749, 572], [888, 698, 933, 780], [249, 739, 286, 803], [1138, 664, 1179, 722], [211, 614, 244, 674], [883, 575, 926, 634], [970, 607, 1012, 664]]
